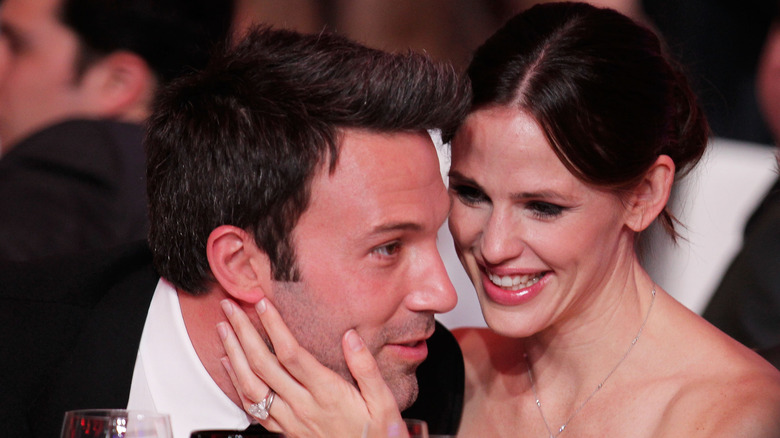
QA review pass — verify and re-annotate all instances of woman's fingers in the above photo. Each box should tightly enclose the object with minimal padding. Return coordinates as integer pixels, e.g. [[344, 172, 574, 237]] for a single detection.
[[220, 354, 282, 431], [218, 300, 310, 425], [255, 299, 402, 426], [254, 298, 344, 395], [220, 299, 280, 380], [257, 299, 402, 436], [217, 319, 272, 403], [343, 330, 405, 423], [343, 331, 410, 437], [220, 298, 404, 437]]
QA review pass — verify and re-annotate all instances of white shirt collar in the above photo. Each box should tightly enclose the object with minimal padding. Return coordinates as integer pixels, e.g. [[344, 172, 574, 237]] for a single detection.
[[128, 278, 252, 438]]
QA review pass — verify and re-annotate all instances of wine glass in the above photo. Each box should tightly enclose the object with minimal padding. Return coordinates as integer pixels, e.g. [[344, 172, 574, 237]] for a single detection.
[[61, 409, 173, 438], [190, 431, 283, 437], [191, 420, 431, 438], [403, 419, 429, 438]]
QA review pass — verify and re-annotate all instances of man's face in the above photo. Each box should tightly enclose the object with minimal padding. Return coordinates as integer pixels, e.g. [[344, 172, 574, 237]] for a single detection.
[[271, 129, 457, 410], [0, 0, 93, 152]]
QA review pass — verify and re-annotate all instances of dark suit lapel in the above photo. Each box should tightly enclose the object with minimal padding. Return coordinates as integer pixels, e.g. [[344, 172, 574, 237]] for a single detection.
[[33, 253, 159, 437]]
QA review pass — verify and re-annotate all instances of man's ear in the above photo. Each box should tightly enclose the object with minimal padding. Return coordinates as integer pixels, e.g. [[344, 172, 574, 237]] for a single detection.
[[207, 225, 272, 304], [624, 154, 675, 232], [78, 51, 156, 121]]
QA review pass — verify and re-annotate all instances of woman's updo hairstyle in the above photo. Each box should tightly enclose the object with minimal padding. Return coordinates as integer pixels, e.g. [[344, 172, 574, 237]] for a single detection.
[[463, 2, 710, 239]]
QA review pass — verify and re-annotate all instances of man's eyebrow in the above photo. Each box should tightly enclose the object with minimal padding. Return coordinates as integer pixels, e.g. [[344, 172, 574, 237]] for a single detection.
[[368, 222, 423, 236]]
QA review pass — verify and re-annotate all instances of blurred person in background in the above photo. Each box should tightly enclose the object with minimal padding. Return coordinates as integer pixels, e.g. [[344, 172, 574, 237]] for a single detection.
[[0, 0, 234, 261], [643, 0, 777, 145], [703, 2, 780, 368]]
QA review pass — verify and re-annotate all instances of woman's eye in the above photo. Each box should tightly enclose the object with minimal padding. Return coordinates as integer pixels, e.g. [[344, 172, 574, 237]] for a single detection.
[[451, 184, 487, 205], [372, 241, 401, 257], [528, 201, 564, 219]]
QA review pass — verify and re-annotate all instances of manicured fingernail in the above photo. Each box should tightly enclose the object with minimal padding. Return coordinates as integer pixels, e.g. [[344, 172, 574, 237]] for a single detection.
[[346, 329, 364, 352], [256, 298, 267, 314], [220, 356, 233, 374], [220, 299, 233, 316], [216, 322, 228, 340]]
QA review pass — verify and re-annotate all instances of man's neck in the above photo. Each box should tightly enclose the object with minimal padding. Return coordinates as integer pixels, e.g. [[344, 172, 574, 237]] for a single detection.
[[178, 287, 243, 407]]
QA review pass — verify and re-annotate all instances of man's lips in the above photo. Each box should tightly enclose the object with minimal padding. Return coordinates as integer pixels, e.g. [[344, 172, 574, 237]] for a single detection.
[[392, 339, 426, 348], [392, 327, 434, 346], [386, 340, 429, 362], [386, 330, 434, 361]]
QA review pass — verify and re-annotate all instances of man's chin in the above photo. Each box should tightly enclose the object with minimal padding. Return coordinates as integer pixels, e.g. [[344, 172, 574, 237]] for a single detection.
[[388, 373, 419, 411], [338, 359, 420, 410]]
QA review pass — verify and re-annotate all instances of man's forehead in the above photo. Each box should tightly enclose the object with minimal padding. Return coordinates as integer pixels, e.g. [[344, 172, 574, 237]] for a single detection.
[[331, 128, 436, 172], [314, 130, 440, 193], [300, 128, 447, 230]]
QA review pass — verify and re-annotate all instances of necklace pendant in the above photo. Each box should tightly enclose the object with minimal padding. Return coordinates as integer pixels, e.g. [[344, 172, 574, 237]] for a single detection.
[[525, 286, 657, 438]]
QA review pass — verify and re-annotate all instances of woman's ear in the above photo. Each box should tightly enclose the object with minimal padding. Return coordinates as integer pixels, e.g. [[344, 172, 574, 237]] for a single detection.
[[206, 225, 272, 304], [624, 155, 675, 232]]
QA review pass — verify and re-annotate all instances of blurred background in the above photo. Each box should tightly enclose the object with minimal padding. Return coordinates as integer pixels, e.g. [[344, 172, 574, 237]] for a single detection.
[[235, 0, 777, 144]]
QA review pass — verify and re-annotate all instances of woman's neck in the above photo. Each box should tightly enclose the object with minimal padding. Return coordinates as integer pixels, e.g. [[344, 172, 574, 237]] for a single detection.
[[523, 257, 656, 386]]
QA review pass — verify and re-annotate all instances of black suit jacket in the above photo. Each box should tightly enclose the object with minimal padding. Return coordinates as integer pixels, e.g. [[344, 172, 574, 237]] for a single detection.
[[0, 119, 148, 262], [0, 242, 464, 437], [704, 178, 780, 364]]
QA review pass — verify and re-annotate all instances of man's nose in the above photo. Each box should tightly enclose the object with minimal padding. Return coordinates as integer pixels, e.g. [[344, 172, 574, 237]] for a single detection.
[[405, 244, 458, 314]]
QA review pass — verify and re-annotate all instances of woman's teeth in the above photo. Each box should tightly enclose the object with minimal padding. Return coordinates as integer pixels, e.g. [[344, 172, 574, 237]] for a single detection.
[[488, 272, 543, 290]]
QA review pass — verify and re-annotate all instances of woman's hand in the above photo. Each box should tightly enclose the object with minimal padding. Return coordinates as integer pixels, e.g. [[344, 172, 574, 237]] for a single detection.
[[217, 298, 408, 438]]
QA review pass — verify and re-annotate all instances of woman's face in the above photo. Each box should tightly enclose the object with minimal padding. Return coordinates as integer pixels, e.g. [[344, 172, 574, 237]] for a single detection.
[[448, 107, 635, 337]]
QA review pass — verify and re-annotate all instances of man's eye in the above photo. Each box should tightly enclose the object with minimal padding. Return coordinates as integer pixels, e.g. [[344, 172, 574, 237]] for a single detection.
[[372, 241, 401, 257], [528, 201, 564, 219], [451, 184, 487, 206]]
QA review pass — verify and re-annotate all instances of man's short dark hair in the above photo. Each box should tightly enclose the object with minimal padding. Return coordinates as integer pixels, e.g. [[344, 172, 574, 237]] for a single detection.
[[60, 0, 235, 84], [146, 26, 470, 294]]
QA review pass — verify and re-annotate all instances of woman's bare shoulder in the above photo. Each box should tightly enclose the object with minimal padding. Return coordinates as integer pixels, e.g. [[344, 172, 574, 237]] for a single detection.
[[641, 296, 780, 435], [656, 361, 780, 437], [656, 327, 780, 436]]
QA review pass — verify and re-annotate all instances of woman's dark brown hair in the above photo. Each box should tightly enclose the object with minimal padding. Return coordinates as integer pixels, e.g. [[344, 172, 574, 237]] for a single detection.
[[459, 2, 710, 239]]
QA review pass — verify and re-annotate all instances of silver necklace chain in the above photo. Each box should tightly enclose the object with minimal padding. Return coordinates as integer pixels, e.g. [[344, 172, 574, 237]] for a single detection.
[[524, 286, 656, 438]]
